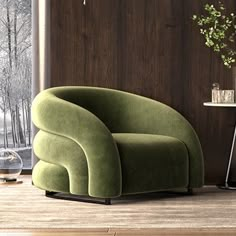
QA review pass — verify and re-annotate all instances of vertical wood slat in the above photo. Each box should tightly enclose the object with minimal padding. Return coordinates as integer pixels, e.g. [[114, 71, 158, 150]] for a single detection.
[[49, 0, 236, 184]]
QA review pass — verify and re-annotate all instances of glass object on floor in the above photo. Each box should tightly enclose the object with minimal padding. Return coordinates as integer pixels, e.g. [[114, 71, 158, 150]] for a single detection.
[[0, 150, 23, 182]]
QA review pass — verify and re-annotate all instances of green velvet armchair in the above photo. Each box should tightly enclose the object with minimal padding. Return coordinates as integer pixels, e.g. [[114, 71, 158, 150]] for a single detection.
[[32, 86, 204, 204]]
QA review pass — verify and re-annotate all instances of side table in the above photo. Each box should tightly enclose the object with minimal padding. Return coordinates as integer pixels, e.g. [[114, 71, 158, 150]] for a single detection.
[[204, 102, 236, 190]]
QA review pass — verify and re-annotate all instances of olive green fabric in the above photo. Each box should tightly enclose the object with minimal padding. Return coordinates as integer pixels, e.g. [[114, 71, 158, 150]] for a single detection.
[[32, 160, 70, 193], [32, 86, 204, 199], [32, 88, 122, 198], [113, 133, 189, 194], [33, 131, 88, 195]]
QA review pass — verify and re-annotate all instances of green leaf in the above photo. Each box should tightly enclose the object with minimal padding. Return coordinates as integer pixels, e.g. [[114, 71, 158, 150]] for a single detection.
[[192, 1, 236, 69]]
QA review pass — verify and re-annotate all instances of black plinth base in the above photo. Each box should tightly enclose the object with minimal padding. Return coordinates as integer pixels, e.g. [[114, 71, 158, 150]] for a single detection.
[[45, 191, 111, 205]]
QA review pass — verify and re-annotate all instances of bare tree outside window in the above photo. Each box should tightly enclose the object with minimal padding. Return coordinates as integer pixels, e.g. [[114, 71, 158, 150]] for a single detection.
[[0, 0, 31, 169]]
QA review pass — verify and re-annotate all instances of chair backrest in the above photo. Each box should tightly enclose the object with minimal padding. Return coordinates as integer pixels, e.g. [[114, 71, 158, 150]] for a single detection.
[[49, 86, 185, 133]]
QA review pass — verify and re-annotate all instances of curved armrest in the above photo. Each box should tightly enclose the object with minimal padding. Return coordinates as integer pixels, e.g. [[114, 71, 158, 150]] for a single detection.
[[157, 111, 204, 188], [32, 91, 122, 198], [131, 99, 204, 188]]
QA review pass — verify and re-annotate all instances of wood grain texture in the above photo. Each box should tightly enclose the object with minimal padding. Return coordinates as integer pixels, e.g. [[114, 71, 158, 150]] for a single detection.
[[0, 233, 113, 236], [2, 229, 236, 236], [1, 176, 236, 229], [49, 0, 236, 184]]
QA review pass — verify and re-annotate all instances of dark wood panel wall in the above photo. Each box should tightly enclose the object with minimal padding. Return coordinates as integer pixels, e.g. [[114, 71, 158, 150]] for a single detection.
[[50, 0, 236, 184]]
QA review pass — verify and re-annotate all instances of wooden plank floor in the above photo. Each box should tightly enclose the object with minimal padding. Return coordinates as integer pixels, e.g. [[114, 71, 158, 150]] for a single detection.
[[1, 229, 236, 236], [1, 176, 236, 235]]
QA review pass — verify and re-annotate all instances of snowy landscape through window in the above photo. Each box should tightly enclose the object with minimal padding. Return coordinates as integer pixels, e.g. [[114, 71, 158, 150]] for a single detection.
[[0, 0, 31, 169]]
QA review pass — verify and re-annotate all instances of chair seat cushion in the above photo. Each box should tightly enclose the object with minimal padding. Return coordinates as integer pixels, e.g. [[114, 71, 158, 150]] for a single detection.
[[112, 133, 189, 194]]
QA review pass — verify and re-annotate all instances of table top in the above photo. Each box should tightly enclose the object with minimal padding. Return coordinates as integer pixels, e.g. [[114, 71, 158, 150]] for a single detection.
[[203, 102, 236, 107]]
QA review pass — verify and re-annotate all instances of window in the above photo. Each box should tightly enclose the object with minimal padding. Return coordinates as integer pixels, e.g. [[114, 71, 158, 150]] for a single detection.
[[0, 0, 32, 170]]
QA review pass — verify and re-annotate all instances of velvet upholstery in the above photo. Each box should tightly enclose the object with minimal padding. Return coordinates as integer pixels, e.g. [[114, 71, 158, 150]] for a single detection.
[[113, 133, 189, 194], [32, 86, 204, 199]]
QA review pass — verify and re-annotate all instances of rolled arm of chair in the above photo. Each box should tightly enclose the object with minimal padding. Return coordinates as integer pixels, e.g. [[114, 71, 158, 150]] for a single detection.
[[149, 105, 204, 188], [129, 96, 204, 188], [166, 117, 204, 188], [32, 91, 122, 198]]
